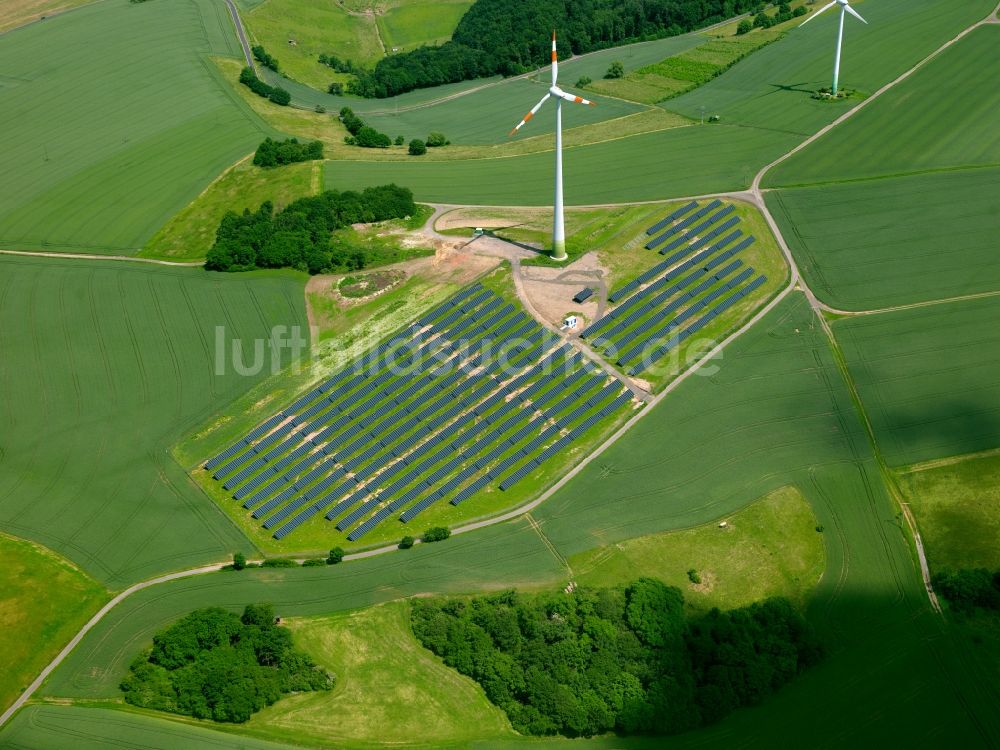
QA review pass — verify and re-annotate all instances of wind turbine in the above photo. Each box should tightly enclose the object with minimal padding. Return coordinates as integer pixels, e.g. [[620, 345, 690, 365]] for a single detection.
[[509, 31, 595, 261], [801, 0, 868, 96]]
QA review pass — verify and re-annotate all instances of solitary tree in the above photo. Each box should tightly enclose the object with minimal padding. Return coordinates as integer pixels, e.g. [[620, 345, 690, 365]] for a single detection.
[[604, 60, 624, 79], [408, 138, 427, 156], [327, 546, 345, 564], [736, 19, 753, 35], [233, 551, 247, 570], [399, 535, 415, 549]]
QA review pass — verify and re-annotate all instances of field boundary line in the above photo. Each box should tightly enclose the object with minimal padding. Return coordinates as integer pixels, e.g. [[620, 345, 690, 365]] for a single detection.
[[0, 249, 202, 267], [816, 289, 1000, 318]]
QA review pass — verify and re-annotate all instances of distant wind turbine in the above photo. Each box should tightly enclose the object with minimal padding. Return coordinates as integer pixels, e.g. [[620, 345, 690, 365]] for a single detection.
[[801, 0, 868, 96], [509, 31, 595, 261]]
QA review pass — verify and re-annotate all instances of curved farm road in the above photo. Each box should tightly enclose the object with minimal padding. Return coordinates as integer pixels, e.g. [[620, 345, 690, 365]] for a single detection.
[[6, 2, 1000, 731]]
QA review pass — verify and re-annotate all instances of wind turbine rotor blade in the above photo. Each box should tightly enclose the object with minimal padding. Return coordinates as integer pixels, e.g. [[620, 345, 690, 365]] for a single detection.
[[509, 93, 551, 136], [843, 3, 867, 23], [552, 87, 596, 106], [551, 30, 558, 85], [799, 0, 837, 26]]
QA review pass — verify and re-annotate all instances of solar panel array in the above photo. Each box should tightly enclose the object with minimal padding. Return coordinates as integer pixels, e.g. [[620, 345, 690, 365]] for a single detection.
[[204, 285, 635, 542], [584, 201, 768, 376]]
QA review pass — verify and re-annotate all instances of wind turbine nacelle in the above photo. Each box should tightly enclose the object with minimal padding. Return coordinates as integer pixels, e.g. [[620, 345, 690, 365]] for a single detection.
[[549, 85, 563, 97]]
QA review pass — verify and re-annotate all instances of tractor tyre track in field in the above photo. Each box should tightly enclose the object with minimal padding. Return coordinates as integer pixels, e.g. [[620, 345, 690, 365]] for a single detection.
[[4, 1, 1000, 733]]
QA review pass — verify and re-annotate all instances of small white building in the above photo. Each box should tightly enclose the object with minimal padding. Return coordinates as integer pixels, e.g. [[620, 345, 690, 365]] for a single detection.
[[562, 315, 578, 330]]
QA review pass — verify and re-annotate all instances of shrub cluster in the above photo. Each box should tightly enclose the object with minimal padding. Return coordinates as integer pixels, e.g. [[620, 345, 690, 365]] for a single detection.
[[934, 568, 1000, 613], [239, 67, 291, 106], [318, 53, 359, 75], [422, 526, 451, 542], [345, 0, 761, 98], [751, 2, 804, 29], [339, 107, 392, 148], [253, 137, 324, 168], [412, 579, 822, 737], [252, 45, 279, 72], [204, 184, 416, 274], [120, 604, 332, 723]]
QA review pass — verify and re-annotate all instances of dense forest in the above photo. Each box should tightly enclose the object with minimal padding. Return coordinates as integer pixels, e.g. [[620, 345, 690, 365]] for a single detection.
[[120, 604, 332, 723], [347, 0, 760, 98], [412, 579, 822, 737], [204, 184, 416, 273]]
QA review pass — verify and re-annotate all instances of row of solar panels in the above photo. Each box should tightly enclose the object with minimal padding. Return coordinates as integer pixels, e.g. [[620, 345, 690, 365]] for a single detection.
[[619, 269, 767, 375], [588, 232, 756, 340], [645, 199, 723, 250], [204, 282, 498, 473], [209, 287, 546, 517], [296, 352, 624, 541], [256, 310, 563, 533], [609, 224, 751, 304], [646, 200, 698, 236], [331, 355, 618, 540], [209, 289, 531, 486]]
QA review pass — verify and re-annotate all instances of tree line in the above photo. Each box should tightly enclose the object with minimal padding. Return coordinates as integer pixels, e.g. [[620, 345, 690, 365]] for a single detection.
[[120, 604, 332, 723], [344, 0, 761, 98], [252, 45, 280, 73], [204, 184, 417, 274], [253, 137, 324, 168], [239, 66, 291, 106], [412, 578, 822, 737], [339, 106, 392, 148]]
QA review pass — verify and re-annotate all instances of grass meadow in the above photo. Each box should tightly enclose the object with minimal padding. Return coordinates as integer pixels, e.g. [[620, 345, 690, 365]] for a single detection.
[[142, 159, 319, 260], [0, 0, 271, 254], [0, 256, 307, 587], [570, 486, 825, 612], [835, 296, 1000, 467], [898, 452, 1000, 573], [0, 533, 107, 714], [378, 0, 474, 53], [247, 601, 513, 747], [246, 0, 385, 90]]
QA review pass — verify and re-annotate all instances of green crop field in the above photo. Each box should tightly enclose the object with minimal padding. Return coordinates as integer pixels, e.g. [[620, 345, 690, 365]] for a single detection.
[[0, 0, 271, 255], [766, 168, 1000, 310], [834, 296, 1000, 467], [326, 124, 797, 204], [0, 255, 307, 588], [246, 601, 513, 747], [142, 159, 319, 260], [765, 25, 1000, 187], [898, 452, 1000, 573], [378, 0, 474, 53], [0, 705, 300, 750], [0, 533, 107, 714], [570, 486, 825, 611]]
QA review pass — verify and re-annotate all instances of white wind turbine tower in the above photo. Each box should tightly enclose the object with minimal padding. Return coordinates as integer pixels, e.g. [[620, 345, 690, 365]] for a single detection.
[[801, 0, 868, 97], [509, 31, 595, 261]]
